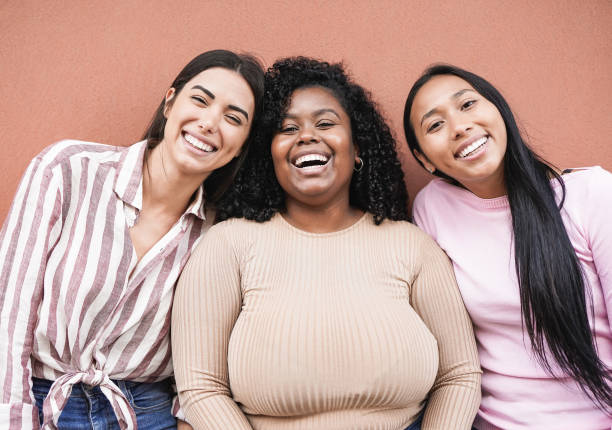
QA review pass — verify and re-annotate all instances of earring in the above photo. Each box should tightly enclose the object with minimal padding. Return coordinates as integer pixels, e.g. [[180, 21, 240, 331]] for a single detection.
[[354, 157, 364, 172], [426, 166, 436, 174]]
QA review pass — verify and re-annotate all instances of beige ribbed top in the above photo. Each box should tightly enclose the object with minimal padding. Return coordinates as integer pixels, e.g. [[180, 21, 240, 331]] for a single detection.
[[172, 213, 481, 430]]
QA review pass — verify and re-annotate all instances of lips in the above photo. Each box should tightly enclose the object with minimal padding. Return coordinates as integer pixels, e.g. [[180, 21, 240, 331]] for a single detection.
[[291, 151, 331, 169], [455, 136, 488, 159], [183, 132, 217, 153]]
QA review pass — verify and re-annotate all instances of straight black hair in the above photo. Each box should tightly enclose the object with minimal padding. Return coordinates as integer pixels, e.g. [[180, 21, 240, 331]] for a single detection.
[[142, 49, 264, 204], [403, 64, 612, 412]]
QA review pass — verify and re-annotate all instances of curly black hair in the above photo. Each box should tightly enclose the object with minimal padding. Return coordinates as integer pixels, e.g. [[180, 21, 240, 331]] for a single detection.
[[215, 57, 409, 224]]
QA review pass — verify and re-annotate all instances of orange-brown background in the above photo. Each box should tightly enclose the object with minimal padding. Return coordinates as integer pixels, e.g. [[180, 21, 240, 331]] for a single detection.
[[1, 0, 611, 222]]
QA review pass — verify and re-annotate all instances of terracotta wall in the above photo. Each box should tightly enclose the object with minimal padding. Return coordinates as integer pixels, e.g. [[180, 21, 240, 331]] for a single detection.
[[1, 0, 611, 221]]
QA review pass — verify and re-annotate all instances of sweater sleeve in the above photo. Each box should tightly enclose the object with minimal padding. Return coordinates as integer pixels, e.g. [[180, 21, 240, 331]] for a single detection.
[[410, 235, 481, 430], [583, 168, 612, 330], [171, 225, 252, 430], [0, 155, 63, 430]]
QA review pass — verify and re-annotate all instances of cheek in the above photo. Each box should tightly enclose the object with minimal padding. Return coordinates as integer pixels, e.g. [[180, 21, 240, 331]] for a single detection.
[[419, 136, 447, 162], [270, 138, 288, 166]]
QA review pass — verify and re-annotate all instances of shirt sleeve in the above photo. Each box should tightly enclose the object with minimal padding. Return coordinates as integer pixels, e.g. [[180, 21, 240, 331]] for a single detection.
[[409, 234, 482, 430], [171, 225, 252, 430], [583, 168, 612, 330], [0, 154, 64, 430], [412, 186, 435, 237]]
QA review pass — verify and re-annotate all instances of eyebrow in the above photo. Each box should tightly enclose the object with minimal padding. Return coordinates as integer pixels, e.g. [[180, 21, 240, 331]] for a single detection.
[[284, 108, 341, 120], [192, 85, 215, 99], [420, 88, 476, 126], [191, 85, 249, 121]]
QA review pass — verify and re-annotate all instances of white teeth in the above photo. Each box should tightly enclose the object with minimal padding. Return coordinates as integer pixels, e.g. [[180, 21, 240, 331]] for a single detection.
[[458, 137, 487, 158], [294, 153, 330, 168], [184, 133, 215, 152]]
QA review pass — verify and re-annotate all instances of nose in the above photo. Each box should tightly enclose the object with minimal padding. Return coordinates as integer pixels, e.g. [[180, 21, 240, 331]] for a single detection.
[[297, 125, 319, 145], [197, 109, 221, 134], [449, 113, 473, 140]]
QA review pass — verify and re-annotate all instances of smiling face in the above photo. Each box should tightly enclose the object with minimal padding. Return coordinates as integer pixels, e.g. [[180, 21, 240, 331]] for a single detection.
[[410, 74, 508, 198], [158, 67, 255, 183], [271, 86, 357, 209]]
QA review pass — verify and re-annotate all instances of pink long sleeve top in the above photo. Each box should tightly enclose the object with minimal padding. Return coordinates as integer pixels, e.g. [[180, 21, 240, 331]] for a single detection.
[[413, 166, 612, 430]]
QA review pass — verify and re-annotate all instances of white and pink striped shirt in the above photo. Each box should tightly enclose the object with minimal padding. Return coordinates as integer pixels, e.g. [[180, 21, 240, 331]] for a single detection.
[[0, 140, 208, 429]]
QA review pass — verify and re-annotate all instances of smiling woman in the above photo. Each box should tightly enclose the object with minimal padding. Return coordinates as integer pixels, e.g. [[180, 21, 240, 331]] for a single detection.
[[172, 57, 482, 430], [0, 50, 264, 430], [404, 64, 612, 429]]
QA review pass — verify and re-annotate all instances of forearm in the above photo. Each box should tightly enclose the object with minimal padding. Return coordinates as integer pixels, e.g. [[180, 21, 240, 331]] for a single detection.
[[179, 391, 252, 430], [421, 365, 481, 429]]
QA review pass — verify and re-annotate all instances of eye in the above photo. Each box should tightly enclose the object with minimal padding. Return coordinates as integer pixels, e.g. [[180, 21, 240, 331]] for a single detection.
[[461, 99, 476, 110], [427, 120, 443, 133], [280, 124, 298, 133], [191, 95, 208, 106], [225, 115, 242, 125], [316, 120, 335, 129]]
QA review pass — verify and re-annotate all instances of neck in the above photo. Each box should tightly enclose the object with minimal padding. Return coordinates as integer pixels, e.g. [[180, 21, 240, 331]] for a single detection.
[[143, 145, 208, 216], [462, 170, 507, 199], [283, 197, 363, 233]]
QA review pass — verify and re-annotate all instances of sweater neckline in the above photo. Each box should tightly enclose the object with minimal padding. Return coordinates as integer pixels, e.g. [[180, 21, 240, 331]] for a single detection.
[[434, 167, 598, 210], [275, 211, 370, 237]]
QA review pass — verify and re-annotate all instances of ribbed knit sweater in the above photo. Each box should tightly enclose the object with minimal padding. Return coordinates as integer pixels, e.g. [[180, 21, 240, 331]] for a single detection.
[[172, 213, 481, 430]]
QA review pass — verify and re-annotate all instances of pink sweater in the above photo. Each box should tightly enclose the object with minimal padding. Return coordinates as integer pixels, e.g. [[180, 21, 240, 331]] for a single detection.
[[413, 167, 612, 430]]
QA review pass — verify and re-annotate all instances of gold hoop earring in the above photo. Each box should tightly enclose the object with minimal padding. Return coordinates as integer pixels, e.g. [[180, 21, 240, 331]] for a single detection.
[[354, 157, 364, 172]]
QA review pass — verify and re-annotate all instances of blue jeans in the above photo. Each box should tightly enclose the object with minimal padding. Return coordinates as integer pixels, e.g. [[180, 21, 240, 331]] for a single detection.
[[405, 411, 423, 430], [32, 377, 177, 430], [405, 413, 477, 430]]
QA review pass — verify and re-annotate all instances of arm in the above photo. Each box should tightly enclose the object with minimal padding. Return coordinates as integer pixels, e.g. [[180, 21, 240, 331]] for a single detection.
[[410, 235, 481, 430], [171, 226, 252, 430], [583, 168, 612, 328], [0, 155, 63, 429]]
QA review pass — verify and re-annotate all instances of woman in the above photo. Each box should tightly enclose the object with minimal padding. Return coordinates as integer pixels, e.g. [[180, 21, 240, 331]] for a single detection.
[[403, 64, 612, 429], [172, 57, 481, 430], [0, 49, 264, 430]]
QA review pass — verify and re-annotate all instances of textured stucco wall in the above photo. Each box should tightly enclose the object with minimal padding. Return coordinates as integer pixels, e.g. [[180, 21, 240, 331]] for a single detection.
[[1, 0, 611, 221]]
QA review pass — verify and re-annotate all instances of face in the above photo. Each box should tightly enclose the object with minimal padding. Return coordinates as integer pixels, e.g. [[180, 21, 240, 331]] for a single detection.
[[271, 86, 357, 208], [410, 74, 508, 198], [159, 67, 255, 182]]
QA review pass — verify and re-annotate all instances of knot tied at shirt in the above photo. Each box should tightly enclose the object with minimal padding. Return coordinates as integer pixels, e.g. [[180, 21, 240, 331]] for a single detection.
[[41, 368, 137, 430]]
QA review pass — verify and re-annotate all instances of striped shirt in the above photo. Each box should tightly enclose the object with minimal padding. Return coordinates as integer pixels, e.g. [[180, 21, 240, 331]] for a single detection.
[[0, 140, 208, 429]]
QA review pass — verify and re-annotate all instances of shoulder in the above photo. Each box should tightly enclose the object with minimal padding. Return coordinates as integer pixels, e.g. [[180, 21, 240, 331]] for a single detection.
[[563, 166, 612, 186], [557, 166, 612, 205], [34, 139, 127, 172], [191, 216, 269, 263], [413, 179, 460, 213], [209, 217, 264, 235], [367, 217, 439, 251], [412, 179, 460, 234]]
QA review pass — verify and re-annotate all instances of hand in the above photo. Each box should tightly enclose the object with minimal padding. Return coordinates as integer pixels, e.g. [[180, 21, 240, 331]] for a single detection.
[[177, 419, 193, 430]]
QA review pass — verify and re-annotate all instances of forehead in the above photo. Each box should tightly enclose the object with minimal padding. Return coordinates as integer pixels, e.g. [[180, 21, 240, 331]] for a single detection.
[[410, 75, 476, 121], [185, 67, 254, 108], [286, 86, 347, 116]]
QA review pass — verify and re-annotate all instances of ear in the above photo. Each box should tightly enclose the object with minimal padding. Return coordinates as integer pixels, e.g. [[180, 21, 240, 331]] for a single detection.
[[353, 143, 360, 158], [163, 88, 176, 118], [413, 149, 436, 174]]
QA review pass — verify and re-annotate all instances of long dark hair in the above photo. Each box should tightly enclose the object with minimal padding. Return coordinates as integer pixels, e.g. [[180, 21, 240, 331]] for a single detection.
[[142, 49, 264, 203], [216, 56, 408, 224], [403, 64, 612, 412]]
